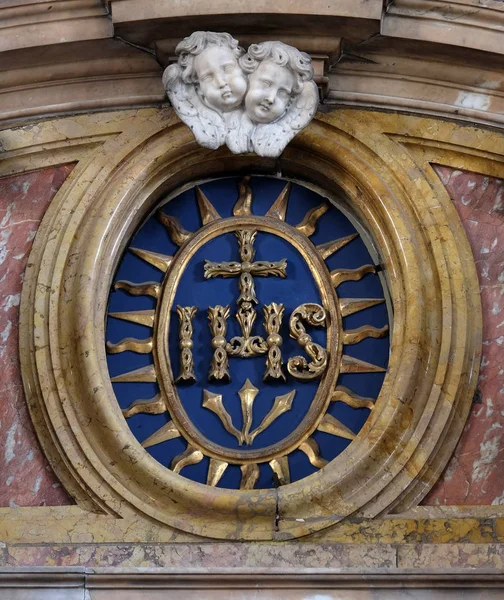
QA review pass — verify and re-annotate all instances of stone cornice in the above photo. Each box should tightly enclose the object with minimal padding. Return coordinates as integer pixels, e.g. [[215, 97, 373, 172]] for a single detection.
[[0, 0, 112, 53], [1, 1, 504, 125], [383, 0, 504, 55]]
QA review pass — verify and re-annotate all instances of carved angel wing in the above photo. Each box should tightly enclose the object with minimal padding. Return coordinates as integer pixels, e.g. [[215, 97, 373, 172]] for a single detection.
[[250, 80, 319, 158], [163, 65, 226, 150], [225, 112, 254, 154]]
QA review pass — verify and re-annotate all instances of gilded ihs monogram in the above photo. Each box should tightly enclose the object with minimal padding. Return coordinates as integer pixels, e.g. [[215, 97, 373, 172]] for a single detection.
[[107, 177, 389, 489]]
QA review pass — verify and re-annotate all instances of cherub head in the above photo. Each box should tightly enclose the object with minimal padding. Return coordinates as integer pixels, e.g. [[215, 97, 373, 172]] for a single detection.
[[165, 31, 248, 113], [239, 41, 314, 124]]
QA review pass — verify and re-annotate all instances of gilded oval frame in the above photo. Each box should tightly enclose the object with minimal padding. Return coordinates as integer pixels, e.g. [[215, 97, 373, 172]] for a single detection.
[[19, 109, 482, 540], [155, 215, 342, 464]]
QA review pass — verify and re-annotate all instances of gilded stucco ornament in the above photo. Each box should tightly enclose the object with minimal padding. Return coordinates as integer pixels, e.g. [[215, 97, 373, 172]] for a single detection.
[[162, 32, 318, 157]]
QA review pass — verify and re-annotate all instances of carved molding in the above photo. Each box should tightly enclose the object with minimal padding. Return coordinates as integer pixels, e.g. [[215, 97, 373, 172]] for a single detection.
[[383, 0, 504, 56], [0, 0, 112, 53], [108, 0, 384, 23], [0, 1, 503, 126], [1, 567, 504, 597]]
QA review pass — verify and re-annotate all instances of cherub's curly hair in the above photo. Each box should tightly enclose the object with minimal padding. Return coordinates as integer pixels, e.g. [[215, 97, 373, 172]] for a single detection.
[[239, 41, 314, 95], [163, 31, 245, 91]]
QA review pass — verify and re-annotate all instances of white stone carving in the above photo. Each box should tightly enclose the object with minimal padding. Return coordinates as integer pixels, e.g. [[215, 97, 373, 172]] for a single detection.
[[163, 32, 318, 158]]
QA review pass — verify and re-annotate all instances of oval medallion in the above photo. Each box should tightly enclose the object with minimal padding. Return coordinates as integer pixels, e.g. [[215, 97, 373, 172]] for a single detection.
[[106, 176, 390, 489]]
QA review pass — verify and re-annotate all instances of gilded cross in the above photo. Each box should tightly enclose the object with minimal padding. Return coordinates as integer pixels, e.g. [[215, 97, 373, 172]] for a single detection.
[[204, 229, 287, 377]]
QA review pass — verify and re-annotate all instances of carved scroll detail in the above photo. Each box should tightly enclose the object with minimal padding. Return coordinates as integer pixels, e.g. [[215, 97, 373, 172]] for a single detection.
[[287, 303, 328, 380]]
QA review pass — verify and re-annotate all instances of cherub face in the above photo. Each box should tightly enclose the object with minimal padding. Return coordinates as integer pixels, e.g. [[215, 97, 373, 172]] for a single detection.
[[244, 60, 295, 124], [194, 46, 247, 112]]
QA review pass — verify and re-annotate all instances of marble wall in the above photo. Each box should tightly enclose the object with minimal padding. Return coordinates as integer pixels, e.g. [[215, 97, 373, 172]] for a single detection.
[[424, 166, 504, 506], [0, 163, 502, 508], [0, 165, 73, 508]]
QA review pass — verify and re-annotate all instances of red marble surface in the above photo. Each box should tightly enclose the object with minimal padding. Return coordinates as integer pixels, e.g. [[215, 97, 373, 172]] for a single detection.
[[0, 165, 74, 507], [423, 166, 504, 506]]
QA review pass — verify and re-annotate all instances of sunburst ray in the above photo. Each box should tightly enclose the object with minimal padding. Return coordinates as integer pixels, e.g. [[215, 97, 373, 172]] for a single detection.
[[299, 437, 328, 468], [295, 203, 329, 237], [316, 233, 358, 260], [317, 413, 355, 440], [196, 186, 221, 225], [207, 458, 229, 487], [340, 355, 386, 373], [158, 212, 193, 246], [114, 280, 160, 299], [339, 298, 384, 317], [248, 390, 295, 445], [240, 463, 260, 490], [142, 420, 181, 449], [130, 247, 173, 273], [106, 337, 153, 354], [265, 182, 291, 221], [239, 379, 259, 445], [203, 390, 243, 445], [269, 456, 290, 485], [233, 176, 253, 216], [332, 386, 375, 410], [342, 324, 389, 345], [108, 309, 155, 327], [170, 445, 204, 474], [330, 265, 375, 288], [122, 394, 166, 418], [110, 364, 157, 383]]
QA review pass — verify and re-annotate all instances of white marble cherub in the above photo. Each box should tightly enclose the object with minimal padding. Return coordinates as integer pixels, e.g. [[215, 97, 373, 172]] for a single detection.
[[162, 31, 248, 150], [236, 41, 319, 157]]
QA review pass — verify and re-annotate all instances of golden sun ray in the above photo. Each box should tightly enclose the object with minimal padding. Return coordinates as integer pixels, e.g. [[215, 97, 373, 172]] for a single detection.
[[130, 247, 173, 273], [299, 437, 328, 469], [270, 456, 290, 485], [106, 337, 153, 354], [122, 394, 166, 418], [316, 233, 358, 260], [158, 212, 193, 246], [266, 182, 291, 221], [240, 463, 260, 490], [233, 176, 253, 216], [239, 379, 259, 445], [207, 458, 229, 487], [342, 324, 389, 345], [196, 186, 221, 225], [110, 364, 157, 383], [330, 264, 375, 288], [332, 386, 375, 410], [339, 298, 385, 317], [340, 355, 386, 374], [248, 390, 296, 445], [108, 309, 155, 327], [295, 203, 329, 237], [317, 413, 355, 441], [142, 420, 181, 449], [170, 445, 204, 474], [114, 280, 160, 299], [203, 390, 244, 445]]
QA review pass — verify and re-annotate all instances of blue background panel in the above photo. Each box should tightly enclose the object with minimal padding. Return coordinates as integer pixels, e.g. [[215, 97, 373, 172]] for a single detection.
[[106, 176, 390, 489]]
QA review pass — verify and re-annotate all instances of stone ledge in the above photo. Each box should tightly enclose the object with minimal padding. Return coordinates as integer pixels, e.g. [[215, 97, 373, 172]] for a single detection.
[[383, 0, 504, 56], [0, 0, 112, 53]]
